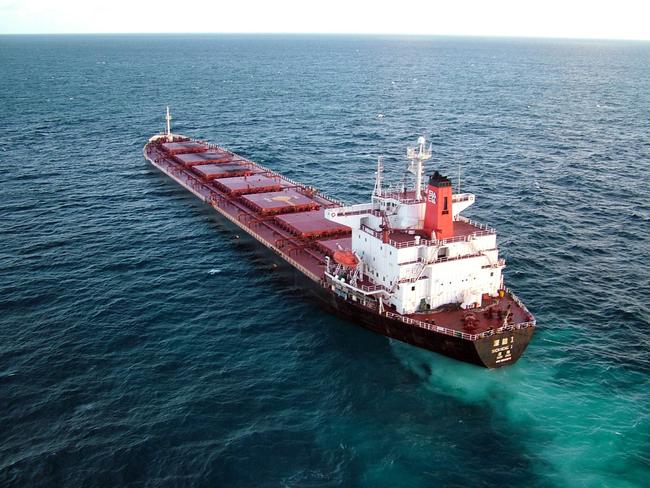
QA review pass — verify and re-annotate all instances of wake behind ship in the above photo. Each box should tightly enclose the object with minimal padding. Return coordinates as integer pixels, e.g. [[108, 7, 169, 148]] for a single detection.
[[144, 109, 536, 368]]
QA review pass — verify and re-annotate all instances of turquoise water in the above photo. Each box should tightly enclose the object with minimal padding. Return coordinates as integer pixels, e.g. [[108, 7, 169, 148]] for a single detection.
[[1, 34, 649, 487]]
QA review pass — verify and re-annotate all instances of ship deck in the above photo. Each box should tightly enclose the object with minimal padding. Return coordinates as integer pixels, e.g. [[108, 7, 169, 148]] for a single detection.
[[146, 138, 347, 283], [145, 136, 531, 338], [405, 293, 530, 336], [382, 219, 494, 247]]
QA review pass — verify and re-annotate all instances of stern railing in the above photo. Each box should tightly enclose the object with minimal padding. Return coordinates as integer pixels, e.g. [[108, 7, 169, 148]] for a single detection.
[[383, 289, 535, 341]]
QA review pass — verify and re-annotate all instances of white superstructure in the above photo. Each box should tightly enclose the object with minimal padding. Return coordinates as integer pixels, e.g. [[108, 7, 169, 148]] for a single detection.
[[325, 137, 505, 315]]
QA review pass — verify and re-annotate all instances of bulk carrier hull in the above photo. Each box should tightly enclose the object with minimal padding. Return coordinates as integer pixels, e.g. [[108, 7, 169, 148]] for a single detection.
[[144, 132, 535, 368]]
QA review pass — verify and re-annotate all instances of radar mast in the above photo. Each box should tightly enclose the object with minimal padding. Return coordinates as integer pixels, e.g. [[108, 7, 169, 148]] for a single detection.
[[406, 136, 432, 200]]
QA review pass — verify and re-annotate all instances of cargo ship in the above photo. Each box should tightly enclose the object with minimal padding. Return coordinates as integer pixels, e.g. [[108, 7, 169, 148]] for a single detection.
[[144, 109, 536, 368]]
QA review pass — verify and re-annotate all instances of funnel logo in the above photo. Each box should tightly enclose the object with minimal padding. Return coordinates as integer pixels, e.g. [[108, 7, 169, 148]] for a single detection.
[[428, 190, 436, 204]]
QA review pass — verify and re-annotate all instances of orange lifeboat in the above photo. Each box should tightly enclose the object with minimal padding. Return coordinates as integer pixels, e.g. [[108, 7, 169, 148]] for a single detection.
[[333, 250, 358, 268]]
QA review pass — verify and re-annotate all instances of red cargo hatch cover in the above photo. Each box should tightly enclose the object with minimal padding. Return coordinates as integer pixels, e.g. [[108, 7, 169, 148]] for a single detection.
[[240, 189, 319, 215], [274, 209, 350, 238]]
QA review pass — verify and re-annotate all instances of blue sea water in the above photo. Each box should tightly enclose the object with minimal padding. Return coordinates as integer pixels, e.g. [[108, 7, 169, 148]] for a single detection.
[[1, 34, 649, 487]]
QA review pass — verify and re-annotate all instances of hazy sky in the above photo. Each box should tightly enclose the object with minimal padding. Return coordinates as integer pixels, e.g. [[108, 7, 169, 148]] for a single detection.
[[1, 0, 649, 40]]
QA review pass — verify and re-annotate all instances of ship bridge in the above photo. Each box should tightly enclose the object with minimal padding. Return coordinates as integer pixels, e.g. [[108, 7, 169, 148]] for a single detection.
[[324, 138, 504, 315]]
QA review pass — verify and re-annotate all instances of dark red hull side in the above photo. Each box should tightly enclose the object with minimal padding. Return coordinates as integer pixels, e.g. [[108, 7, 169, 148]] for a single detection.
[[305, 279, 534, 368]]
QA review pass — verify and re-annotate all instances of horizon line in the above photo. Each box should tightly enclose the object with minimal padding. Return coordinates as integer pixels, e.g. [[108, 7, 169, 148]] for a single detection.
[[1, 31, 649, 43]]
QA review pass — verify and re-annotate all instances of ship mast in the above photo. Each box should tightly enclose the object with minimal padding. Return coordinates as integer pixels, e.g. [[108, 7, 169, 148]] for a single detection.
[[406, 136, 432, 200], [165, 106, 172, 142], [373, 156, 384, 198]]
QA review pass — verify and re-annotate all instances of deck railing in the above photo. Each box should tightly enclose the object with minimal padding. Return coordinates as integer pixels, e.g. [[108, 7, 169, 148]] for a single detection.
[[396, 252, 485, 279], [325, 272, 391, 294], [452, 193, 475, 203], [358, 283, 391, 293], [359, 224, 434, 249], [384, 289, 536, 341], [384, 311, 477, 340], [455, 215, 496, 234], [381, 191, 420, 205], [358, 219, 495, 250], [328, 203, 378, 218]]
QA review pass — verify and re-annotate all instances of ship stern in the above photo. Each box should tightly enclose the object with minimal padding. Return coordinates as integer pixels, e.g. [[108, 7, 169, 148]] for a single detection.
[[473, 325, 536, 368]]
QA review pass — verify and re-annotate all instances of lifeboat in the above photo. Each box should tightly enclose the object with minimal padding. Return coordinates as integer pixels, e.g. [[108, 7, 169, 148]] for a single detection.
[[333, 250, 358, 267]]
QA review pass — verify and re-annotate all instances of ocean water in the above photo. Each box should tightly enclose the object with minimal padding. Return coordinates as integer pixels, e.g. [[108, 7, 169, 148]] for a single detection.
[[1, 34, 649, 487]]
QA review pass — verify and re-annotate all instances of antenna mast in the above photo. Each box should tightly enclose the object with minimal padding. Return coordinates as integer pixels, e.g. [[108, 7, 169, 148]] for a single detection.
[[165, 106, 172, 141], [373, 156, 384, 198], [458, 162, 461, 194], [406, 136, 432, 201]]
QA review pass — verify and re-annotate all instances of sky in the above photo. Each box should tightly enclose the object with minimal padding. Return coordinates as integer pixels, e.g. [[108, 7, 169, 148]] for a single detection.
[[1, 0, 649, 40]]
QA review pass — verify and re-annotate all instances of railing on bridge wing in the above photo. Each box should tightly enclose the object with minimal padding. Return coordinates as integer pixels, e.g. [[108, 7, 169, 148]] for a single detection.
[[328, 204, 379, 218], [455, 215, 495, 234], [358, 223, 495, 250], [452, 193, 475, 203]]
